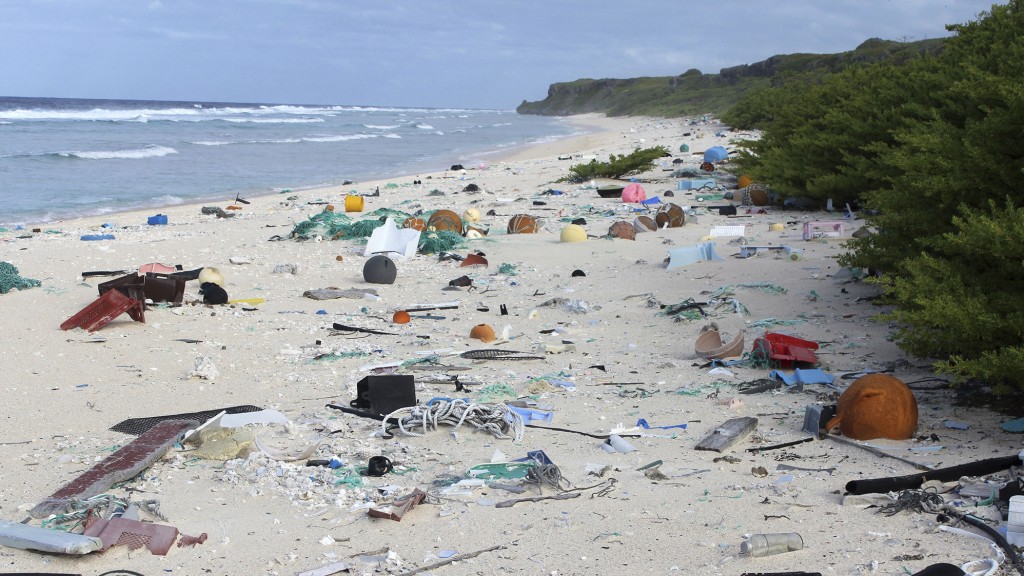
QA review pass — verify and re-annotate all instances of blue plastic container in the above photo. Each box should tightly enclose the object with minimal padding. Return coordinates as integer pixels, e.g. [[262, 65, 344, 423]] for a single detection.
[[147, 214, 168, 225]]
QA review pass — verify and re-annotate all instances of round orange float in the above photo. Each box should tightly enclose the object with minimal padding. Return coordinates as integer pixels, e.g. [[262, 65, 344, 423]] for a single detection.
[[469, 323, 496, 343], [608, 221, 636, 240], [655, 203, 685, 228], [825, 374, 918, 440], [392, 310, 411, 324], [507, 214, 539, 234], [427, 209, 463, 232]]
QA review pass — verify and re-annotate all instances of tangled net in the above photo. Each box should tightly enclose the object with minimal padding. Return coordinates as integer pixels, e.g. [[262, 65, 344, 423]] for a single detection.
[[0, 261, 41, 294], [383, 399, 524, 441], [40, 493, 165, 532], [879, 488, 945, 516]]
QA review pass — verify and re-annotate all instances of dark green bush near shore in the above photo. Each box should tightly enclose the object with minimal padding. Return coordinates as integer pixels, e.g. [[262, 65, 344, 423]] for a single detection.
[[724, 0, 1024, 393], [560, 146, 669, 183]]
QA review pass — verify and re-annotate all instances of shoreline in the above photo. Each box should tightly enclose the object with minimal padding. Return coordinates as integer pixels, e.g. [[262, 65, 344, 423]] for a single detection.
[[17, 114, 616, 231]]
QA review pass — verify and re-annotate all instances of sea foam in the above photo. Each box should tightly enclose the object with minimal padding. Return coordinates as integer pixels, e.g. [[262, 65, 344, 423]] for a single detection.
[[61, 145, 179, 160]]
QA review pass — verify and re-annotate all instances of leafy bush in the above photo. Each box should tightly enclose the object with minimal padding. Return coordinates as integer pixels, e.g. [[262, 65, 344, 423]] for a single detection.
[[561, 146, 669, 183], [727, 0, 1024, 393]]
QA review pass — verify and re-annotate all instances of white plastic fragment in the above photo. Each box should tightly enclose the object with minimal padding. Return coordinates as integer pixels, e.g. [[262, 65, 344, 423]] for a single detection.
[[188, 356, 219, 380]]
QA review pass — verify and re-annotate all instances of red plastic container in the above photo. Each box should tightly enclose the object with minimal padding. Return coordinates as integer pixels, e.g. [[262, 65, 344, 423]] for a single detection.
[[753, 332, 819, 368], [61, 289, 143, 332]]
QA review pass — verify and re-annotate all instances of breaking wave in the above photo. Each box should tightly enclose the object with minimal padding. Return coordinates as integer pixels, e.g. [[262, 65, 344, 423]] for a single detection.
[[59, 145, 178, 160]]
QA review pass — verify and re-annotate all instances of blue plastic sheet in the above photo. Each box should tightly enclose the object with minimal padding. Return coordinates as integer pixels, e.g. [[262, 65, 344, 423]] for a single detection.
[[769, 368, 834, 386], [508, 405, 553, 423], [636, 418, 687, 431]]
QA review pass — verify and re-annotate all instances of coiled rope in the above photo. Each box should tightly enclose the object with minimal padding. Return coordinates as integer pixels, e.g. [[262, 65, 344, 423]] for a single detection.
[[383, 399, 524, 441]]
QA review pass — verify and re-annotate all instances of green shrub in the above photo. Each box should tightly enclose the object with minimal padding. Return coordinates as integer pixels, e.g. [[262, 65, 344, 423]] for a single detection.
[[560, 146, 669, 183]]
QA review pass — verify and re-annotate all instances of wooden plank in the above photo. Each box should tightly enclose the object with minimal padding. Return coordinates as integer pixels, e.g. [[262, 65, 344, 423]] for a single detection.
[[694, 416, 758, 452]]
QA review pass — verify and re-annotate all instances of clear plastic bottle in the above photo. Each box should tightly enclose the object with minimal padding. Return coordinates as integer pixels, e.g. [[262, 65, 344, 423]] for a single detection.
[[740, 533, 803, 557]]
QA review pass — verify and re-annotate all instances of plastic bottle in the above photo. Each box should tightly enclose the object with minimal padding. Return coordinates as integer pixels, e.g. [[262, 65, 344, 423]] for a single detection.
[[740, 533, 803, 557]]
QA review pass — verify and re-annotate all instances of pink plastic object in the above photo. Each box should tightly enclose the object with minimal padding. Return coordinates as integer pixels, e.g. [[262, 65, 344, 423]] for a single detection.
[[138, 262, 178, 274], [622, 183, 647, 203]]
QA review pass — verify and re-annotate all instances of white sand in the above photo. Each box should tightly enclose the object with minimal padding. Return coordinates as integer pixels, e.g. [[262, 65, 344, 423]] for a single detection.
[[0, 114, 1016, 576]]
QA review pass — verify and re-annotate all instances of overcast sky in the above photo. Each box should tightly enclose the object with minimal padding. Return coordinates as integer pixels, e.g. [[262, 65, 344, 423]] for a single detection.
[[0, 0, 999, 109]]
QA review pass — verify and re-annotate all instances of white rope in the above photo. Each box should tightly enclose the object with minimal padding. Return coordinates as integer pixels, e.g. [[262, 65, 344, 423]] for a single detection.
[[383, 399, 524, 441]]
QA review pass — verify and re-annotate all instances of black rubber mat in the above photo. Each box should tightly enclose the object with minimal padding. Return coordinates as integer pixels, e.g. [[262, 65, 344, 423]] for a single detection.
[[109, 405, 263, 435]]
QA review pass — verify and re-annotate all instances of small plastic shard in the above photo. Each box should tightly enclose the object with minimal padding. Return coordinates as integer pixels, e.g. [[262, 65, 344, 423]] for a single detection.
[[82, 517, 182, 555], [177, 531, 209, 548], [296, 560, 352, 576], [254, 434, 322, 461], [367, 488, 427, 521]]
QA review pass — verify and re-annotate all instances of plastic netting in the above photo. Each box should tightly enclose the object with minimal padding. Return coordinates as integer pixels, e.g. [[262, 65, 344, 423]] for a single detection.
[[418, 230, 464, 254], [0, 261, 41, 294]]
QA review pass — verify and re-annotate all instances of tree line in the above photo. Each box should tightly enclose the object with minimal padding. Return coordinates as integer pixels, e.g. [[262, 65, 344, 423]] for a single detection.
[[721, 1, 1024, 394]]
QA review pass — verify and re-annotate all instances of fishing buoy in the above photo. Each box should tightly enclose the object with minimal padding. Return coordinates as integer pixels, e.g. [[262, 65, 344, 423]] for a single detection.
[[462, 208, 481, 224], [427, 209, 462, 233], [362, 255, 397, 285], [507, 214, 539, 234], [198, 267, 224, 287], [560, 224, 587, 243], [469, 323, 496, 343]]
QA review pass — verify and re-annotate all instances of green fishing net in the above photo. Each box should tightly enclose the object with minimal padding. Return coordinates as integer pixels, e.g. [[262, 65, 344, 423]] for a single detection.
[[290, 211, 353, 239], [418, 230, 464, 254], [0, 262, 41, 294], [290, 208, 415, 240]]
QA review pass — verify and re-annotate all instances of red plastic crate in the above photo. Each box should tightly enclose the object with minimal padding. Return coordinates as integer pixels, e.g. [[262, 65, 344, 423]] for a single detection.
[[753, 332, 819, 368], [60, 289, 143, 332]]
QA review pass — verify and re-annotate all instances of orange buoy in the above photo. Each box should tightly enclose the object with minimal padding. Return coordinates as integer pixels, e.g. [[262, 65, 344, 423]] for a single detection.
[[825, 374, 918, 440], [427, 209, 463, 233], [469, 323, 496, 343], [608, 221, 636, 240], [392, 310, 411, 324], [344, 195, 364, 212], [737, 175, 752, 189], [507, 214, 539, 234], [655, 203, 685, 228]]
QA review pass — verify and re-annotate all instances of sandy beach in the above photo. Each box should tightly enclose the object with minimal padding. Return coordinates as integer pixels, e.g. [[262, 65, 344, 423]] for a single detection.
[[0, 113, 1017, 576]]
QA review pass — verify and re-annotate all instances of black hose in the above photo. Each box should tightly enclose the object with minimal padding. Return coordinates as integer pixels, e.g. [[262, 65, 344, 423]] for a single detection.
[[940, 509, 1024, 576], [845, 454, 1022, 495]]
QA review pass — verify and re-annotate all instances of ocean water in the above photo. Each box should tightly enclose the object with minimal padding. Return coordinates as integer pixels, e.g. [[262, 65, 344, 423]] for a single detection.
[[0, 96, 579, 226]]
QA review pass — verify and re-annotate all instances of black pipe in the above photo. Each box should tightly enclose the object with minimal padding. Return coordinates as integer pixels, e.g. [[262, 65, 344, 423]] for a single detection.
[[940, 509, 1024, 576], [845, 454, 1021, 495]]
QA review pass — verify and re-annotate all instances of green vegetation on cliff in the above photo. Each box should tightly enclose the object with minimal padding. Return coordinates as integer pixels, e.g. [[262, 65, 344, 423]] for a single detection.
[[516, 38, 944, 117]]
